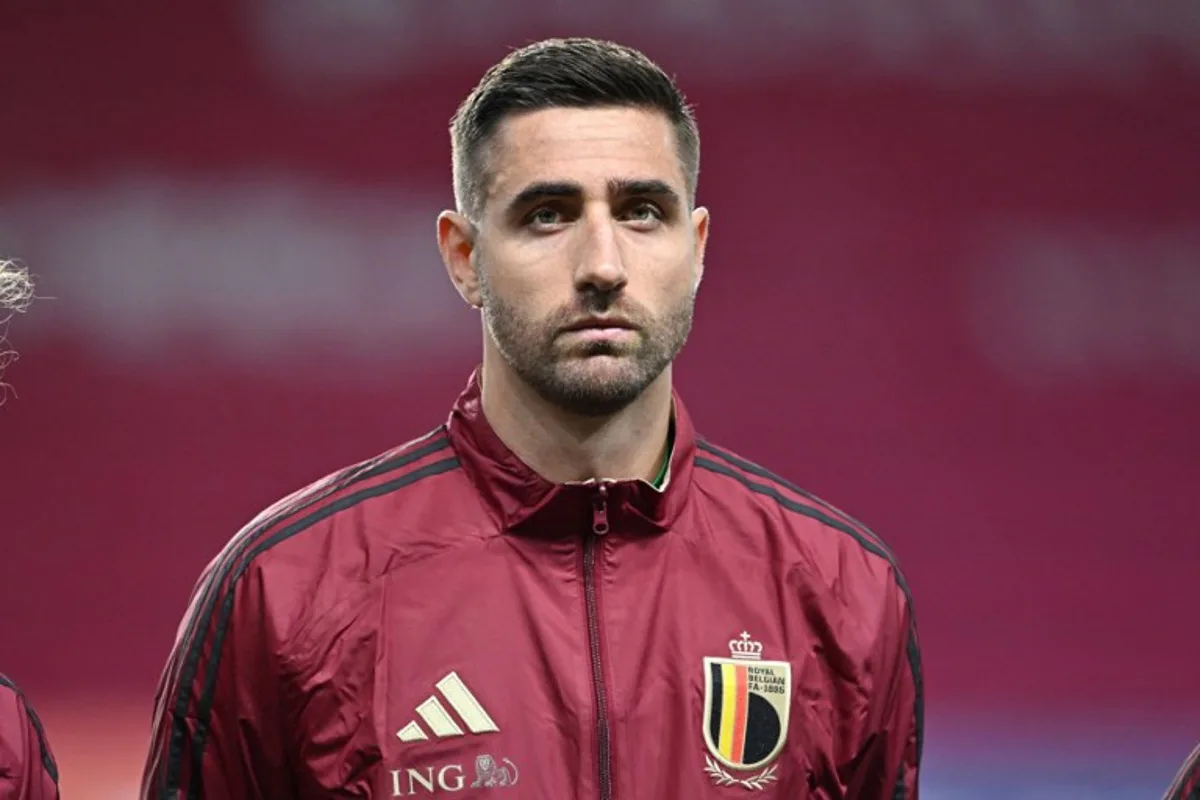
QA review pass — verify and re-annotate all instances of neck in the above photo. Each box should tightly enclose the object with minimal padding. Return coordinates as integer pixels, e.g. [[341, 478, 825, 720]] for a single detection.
[[479, 356, 673, 485]]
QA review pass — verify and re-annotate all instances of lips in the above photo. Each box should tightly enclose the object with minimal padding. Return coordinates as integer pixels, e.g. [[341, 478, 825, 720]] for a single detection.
[[562, 317, 636, 332]]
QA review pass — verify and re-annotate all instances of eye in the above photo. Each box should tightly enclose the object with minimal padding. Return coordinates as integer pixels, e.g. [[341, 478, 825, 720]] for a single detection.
[[525, 206, 565, 229], [622, 201, 665, 228]]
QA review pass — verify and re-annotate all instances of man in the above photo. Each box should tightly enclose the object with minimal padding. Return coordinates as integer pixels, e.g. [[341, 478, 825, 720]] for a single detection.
[[1163, 744, 1200, 800], [141, 38, 922, 799], [0, 259, 61, 800]]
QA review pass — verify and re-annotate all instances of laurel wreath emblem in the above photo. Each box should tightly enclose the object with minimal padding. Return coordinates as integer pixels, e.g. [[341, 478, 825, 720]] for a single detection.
[[704, 755, 779, 791]]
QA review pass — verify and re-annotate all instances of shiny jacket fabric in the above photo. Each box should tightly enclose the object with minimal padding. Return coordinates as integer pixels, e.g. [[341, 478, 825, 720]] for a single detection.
[[1163, 744, 1200, 800], [142, 372, 922, 799], [0, 675, 59, 800]]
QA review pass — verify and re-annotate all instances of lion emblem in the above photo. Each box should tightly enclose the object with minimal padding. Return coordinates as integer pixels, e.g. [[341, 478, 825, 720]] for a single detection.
[[470, 753, 519, 788]]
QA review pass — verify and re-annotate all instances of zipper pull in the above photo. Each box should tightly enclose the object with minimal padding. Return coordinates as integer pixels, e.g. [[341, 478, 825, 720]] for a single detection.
[[591, 483, 610, 535]]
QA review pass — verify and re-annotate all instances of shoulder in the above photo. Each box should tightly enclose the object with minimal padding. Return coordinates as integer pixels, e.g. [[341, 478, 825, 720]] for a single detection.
[[227, 425, 461, 572], [171, 426, 467, 668], [1166, 743, 1200, 800], [0, 674, 22, 719], [191, 425, 464, 620], [0, 674, 58, 784], [692, 436, 914, 611], [0, 674, 33, 722]]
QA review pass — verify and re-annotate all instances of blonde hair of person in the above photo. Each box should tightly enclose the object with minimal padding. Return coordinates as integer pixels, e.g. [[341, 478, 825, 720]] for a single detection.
[[0, 258, 35, 397]]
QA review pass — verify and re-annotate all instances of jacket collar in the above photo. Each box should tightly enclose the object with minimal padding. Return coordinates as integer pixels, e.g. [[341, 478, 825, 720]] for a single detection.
[[446, 368, 695, 537]]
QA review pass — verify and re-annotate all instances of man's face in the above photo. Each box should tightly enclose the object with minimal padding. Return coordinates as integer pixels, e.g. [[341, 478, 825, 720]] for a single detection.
[[458, 107, 709, 417]]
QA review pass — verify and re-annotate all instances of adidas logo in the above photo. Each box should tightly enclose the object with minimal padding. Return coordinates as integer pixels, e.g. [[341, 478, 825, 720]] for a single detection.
[[397, 672, 499, 743]]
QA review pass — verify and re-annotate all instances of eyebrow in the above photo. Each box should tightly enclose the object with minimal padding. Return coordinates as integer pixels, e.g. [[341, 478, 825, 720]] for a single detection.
[[506, 181, 583, 214], [506, 178, 683, 215], [606, 178, 681, 208]]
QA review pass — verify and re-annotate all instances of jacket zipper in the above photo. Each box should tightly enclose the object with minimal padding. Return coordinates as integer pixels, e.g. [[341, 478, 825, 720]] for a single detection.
[[585, 483, 613, 800]]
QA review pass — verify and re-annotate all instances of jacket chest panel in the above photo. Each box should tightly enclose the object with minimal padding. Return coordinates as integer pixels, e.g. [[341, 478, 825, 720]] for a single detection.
[[288, 533, 838, 798], [596, 535, 829, 797], [291, 538, 594, 798]]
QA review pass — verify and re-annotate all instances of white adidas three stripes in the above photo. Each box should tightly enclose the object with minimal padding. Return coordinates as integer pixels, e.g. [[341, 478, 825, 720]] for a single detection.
[[396, 672, 500, 742]]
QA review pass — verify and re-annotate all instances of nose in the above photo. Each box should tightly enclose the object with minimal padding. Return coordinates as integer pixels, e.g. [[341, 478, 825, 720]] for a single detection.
[[573, 207, 627, 294]]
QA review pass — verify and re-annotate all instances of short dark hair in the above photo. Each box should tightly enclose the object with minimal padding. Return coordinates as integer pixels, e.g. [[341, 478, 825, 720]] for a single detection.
[[450, 37, 700, 221]]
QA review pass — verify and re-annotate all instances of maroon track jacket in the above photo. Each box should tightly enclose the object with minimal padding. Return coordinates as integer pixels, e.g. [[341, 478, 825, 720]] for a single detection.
[[142, 371, 922, 799], [1164, 744, 1200, 800], [0, 675, 59, 800]]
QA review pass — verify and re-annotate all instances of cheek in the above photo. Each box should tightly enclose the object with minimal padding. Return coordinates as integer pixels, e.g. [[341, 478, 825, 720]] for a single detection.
[[630, 232, 696, 277], [487, 243, 572, 299], [645, 254, 699, 298], [482, 266, 560, 323]]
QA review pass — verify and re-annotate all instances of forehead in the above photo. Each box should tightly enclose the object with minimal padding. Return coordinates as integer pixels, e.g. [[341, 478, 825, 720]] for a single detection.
[[485, 107, 685, 204]]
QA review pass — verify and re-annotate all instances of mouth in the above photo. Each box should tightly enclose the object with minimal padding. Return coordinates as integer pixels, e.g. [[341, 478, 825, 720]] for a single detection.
[[562, 317, 637, 333], [559, 318, 639, 348]]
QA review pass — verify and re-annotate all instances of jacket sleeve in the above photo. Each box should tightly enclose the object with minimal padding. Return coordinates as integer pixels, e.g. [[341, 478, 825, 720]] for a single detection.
[[883, 596, 922, 800], [140, 554, 293, 800], [1163, 743, 1200, 800], [845, 578, 923, 800], [0, 676, 60, 800]]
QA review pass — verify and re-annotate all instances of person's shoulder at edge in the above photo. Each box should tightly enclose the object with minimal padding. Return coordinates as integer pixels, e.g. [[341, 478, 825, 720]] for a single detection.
[[690, 435, 912, 600]]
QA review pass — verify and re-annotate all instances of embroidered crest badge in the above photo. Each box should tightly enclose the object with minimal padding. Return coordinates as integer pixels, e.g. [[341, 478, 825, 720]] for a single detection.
[[702, 632, 791, 790]]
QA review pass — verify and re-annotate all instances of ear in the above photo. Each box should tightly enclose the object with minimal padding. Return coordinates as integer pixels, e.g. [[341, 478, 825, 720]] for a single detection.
[[437, 210, 482, 308], [691, 206, 710, 287]]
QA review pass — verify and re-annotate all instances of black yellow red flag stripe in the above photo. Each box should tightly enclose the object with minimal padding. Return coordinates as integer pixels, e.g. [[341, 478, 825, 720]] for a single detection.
[[702, 633, 791, 773]]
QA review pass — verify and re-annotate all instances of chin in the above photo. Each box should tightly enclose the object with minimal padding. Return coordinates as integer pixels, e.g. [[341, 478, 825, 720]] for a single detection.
[[564, 358, 661, 398], [563, 354, 640, 381]]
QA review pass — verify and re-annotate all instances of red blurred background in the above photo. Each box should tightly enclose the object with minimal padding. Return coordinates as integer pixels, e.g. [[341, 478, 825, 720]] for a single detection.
[[2, 3, 1198, 797]]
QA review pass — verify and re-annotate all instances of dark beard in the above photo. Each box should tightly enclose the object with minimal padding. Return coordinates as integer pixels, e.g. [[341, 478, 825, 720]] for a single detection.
[[479, 276, 695, 418]]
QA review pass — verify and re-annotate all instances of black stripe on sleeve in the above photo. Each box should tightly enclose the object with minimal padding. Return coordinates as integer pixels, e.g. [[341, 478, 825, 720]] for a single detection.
[[0, 674, 59, 785], [694, 456, 923, 796], [1166, 744, 1200, 800], [160, 429, 455, 799], [173, 455, 460, 799], [166, 427, 453, 704], [165, 428, 451, 709], [697, 439, 895, 556]]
